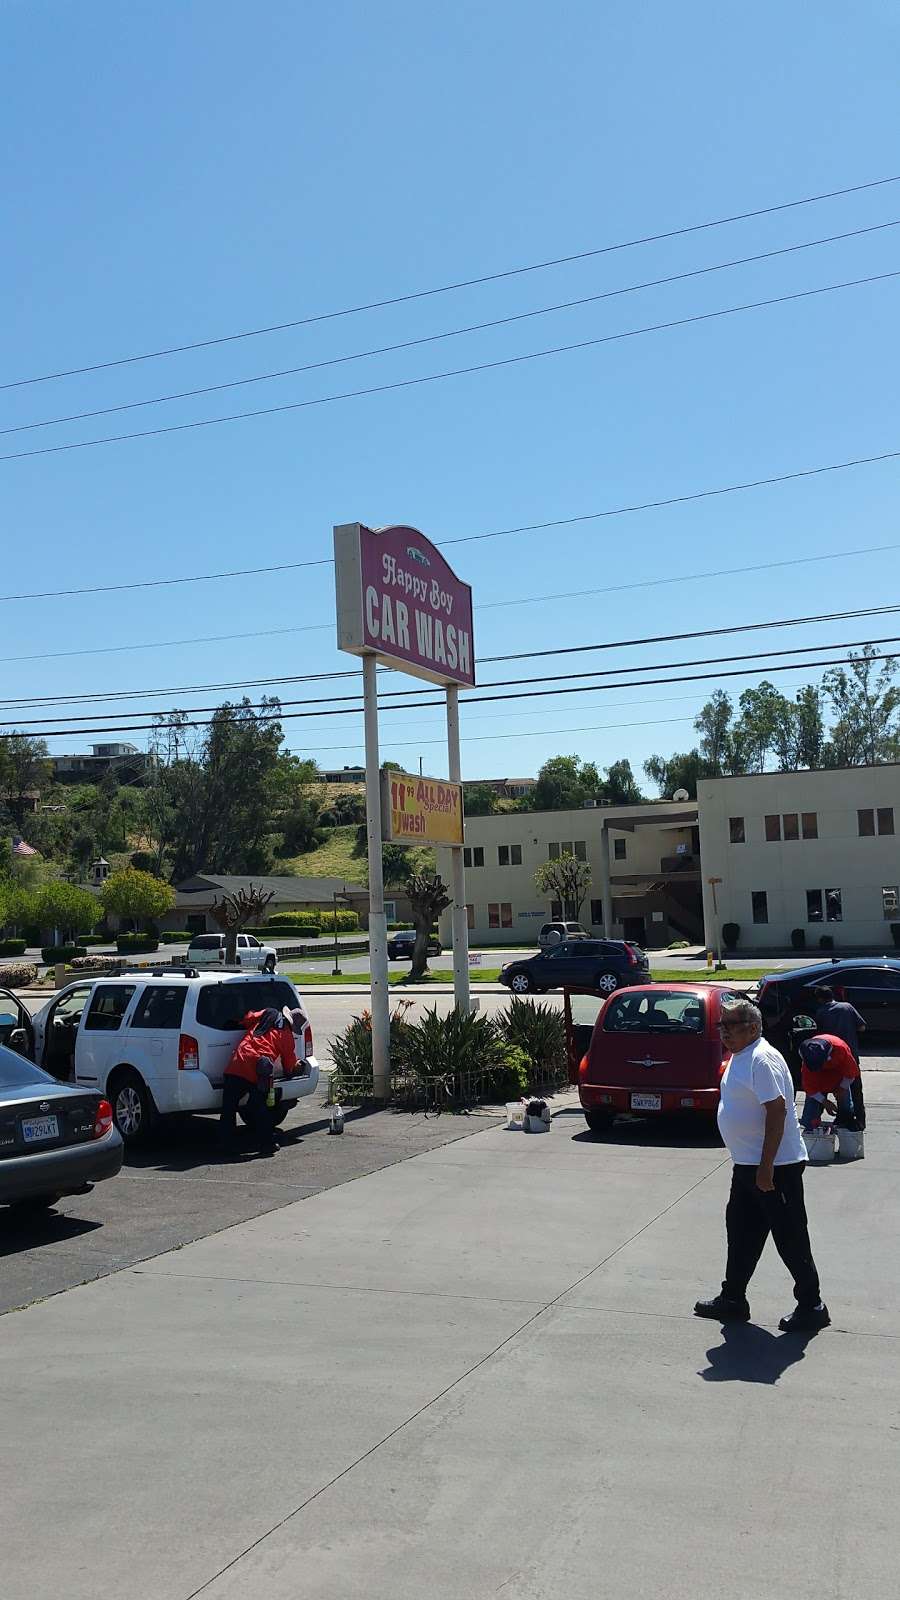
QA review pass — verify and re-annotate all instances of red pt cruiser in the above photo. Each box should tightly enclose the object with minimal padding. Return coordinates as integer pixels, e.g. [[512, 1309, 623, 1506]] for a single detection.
[[577, 983, 737, 1133]]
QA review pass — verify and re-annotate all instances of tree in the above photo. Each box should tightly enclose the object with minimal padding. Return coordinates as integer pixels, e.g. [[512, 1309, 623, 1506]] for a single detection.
[[32, 880, 101, 941], [643, 749, 712, 799], [210, 884, 276, 964], [528, 755, 602, 812], [462, 783, 498, 817], [694, 691, 734, 773], [0, 733, 51, 826], [602, 759, 643, 804], [277, 794, 324, 856], [100, 867, 176, 931], [534, 852, 592, 920], [823, 648, 900, 765], [793, 685, 828, 770], [733, 682, 786, 773], [167, 698, 285, 880], [404, 872, 451, 979]]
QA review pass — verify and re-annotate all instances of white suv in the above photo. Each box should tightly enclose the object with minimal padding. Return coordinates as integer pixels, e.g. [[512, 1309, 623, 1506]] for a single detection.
[[186, 932, 278, 972], [25, 971, 319, 1145]]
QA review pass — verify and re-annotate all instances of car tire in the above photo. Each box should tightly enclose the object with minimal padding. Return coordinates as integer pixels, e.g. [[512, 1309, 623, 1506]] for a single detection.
[[509, 972, 533, 994], [584, 1109, 615, 1134], [109, 1069, 157, 1146], [595, 972, 619, 996], [240, 1101, 291, 1128], [263, 956, 277, 974]]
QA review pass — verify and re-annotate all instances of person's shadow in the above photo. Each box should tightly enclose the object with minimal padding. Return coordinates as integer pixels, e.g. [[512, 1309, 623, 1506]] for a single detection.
[[700, 1321, 819, 1384]]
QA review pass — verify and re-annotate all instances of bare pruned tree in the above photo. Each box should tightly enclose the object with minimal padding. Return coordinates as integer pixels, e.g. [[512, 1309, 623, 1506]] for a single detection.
[[210, 884, 276, 963]]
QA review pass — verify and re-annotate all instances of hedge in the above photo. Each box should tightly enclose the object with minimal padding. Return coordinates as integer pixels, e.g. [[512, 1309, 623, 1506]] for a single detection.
[[0, 938, 27, 956], [1, 961, 38, 987], [80, 934, 108, 946], [116, 933, 159, 954], [246, 925, 321, 939], [253, 909, 360, 932], [70, 955, 121, 973], [160, 931, 192, 943], [42, 944, 87, 964]]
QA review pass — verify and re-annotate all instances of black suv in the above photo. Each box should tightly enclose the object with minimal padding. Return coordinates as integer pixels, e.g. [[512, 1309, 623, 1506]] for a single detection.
[[758, 958, 900, 1061], [499, 939, 650, 997]]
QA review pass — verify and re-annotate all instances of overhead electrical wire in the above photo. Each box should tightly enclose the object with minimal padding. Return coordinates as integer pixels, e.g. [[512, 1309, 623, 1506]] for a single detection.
[[2, 646, 897, 738], [8, 218, 899, 439], [6, 171, 898, 393], [2, 443, 900, 609], [0, 603, 896, 713], [2, 267, 898, 465]]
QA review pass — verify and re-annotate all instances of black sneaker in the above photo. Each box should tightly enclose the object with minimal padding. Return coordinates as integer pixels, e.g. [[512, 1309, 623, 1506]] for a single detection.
[[694, 1293, 751, 1322], [779, 1304, 830, 1333]]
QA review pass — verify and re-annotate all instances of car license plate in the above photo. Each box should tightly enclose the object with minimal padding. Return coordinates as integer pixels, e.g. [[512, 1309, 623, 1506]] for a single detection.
[[22, 1115, 59, 1144], [630, 1093, 661, 1112]]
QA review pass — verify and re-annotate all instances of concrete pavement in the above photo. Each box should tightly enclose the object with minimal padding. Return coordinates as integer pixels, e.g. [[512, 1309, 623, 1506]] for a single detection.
[[3, 1065, 898, 1600]]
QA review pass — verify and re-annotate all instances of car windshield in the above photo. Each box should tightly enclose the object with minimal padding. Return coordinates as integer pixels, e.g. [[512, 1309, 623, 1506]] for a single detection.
[[195, 979, 297, 1031], [0, 1047, 53, 1089], [603, 991, 705, 1033]]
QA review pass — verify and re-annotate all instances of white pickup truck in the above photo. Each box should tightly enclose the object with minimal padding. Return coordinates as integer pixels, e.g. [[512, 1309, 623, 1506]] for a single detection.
[[0, 970, 318, 1145], [186, 932, 278, 972]]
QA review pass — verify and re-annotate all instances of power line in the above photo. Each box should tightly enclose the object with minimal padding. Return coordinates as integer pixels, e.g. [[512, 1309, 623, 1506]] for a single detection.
[[6, 172, 898, 393], [2, 267, 898, 465], [2, 647, 896, 738], [1, 603, 896, 712], [9, 218, 899, 440], [1, 442, 899, 607]]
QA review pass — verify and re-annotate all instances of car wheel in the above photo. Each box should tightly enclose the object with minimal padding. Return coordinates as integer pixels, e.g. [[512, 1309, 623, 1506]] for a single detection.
[[510, 972, 533, 994], [595, 972, 619, 995], [263, 956, 277, 973], [584, 1109, 615, 1134], [240, 1101, 291, 1128], [109, 1069, 157, 1146]]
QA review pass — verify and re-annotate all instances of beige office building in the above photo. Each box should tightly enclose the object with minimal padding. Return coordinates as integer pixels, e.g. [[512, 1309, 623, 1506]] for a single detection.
[[698, 765, 900, 953], [438, 801, 701, 947]]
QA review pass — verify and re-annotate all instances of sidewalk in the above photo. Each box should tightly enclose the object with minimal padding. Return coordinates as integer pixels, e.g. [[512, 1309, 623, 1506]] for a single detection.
[[3, 1079, 899, 1599]]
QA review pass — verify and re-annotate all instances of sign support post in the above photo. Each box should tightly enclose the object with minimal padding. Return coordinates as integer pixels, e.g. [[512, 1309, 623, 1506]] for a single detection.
[[445, 684, 471, 1011], [363, 653, 391, 1100]]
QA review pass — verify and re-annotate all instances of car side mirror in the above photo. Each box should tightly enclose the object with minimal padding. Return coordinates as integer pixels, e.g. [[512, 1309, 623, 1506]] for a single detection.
[[8, 1027, 29, 1055]]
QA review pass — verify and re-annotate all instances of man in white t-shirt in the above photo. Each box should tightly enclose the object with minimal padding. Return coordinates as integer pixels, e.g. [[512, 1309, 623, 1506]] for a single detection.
[[695, 997, 830, 1333]]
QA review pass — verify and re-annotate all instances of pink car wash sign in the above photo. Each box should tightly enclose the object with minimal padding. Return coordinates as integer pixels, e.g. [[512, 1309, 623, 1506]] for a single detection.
[[333, 523, 475, 686]]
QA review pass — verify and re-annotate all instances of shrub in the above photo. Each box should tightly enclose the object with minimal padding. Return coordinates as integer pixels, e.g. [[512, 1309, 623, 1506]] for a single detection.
[[116, 933, 159, 953], [160, 931, 192, 943], [42, 944, 86, 964], [79, 934, 107, 946], [499, 998, 567, 1086], [818, 935, 834, 951], [70, 955, 120, 972], [388, 921, 414, 931], [259, 910, 323, 930], [406, 1006, 513, 1093], [667, 939, 690, 950], [790, 928, 806, 951], [1, 961, 38, 988], [722, 922, 740, 951], [0, 938, 27, 956], [330, 1001, 416, 1098]]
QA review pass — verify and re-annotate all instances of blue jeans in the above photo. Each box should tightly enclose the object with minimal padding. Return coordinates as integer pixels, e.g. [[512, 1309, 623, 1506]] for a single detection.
[[801, 1083, 854, 1129]]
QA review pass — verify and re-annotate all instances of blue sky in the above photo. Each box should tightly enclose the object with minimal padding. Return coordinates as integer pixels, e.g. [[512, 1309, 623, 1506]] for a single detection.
[[2, 0, 899, 788]]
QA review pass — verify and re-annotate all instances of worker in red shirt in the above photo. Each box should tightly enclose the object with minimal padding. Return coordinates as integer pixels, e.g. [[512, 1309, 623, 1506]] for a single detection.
[[798, 1034, 865, 1134], [220, 1005, 306, 1159]]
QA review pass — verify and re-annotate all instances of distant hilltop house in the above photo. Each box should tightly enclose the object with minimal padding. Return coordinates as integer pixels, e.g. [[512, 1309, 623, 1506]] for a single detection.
[[51, 743, 155, 786], [479, 777, 537, 800]]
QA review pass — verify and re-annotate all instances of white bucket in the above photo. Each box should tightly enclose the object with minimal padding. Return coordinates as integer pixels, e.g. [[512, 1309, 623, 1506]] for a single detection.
[[505, 1101, 526, 1130], [837, 1127, 865, 1162], [804, 1125, 836, 1165]]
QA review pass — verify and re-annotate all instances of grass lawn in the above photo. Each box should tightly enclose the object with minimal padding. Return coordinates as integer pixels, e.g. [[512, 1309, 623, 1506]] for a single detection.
[[284, 966, 768, 987], [279, 825, 437, 883]]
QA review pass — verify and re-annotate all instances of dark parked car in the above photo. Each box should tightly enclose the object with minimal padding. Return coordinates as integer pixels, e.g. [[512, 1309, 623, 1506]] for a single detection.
[[387, 929, 442, 960], [499, 939, 650, 997], [0, 1044, 124, 1210], [758, 958, 900, 1083]]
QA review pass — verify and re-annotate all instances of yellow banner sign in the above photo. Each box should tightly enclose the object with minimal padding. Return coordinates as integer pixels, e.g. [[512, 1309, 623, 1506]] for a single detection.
[[382, 769, 464, 846]]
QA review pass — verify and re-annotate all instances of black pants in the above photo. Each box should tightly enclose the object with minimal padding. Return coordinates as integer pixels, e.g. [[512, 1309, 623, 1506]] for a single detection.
[[220, 1076, 275, 1154], [723, 1162, 821, 1310]]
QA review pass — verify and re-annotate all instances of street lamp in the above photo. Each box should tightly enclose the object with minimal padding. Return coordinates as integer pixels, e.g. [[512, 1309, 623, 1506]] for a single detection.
[[332, 888, 349, 976]]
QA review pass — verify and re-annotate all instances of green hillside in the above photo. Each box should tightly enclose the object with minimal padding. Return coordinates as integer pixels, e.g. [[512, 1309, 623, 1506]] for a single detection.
[[280, 825, 436, 883]]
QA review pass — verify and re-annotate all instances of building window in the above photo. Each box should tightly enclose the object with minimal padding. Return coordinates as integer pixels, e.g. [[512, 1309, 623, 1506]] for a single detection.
[[463, 848, 471, 868], [498, 846, 508, 866], [488, 903, 500, 929], [590, 899, 603, 926], [497, 843, 522, 866], [574, 840, 587, 862], [548, 843, 559, 860], [501, 903, 513, 928], [472, 847, 483, 867], [783, 813, 799, 841], [752, 891, 769, 924], [613, 838, 626, 861], [806, 889, 823, 922], [765, 815, 781, 842], [882, 886, 899, 919], [825, 888, 843, 922], [878, 807, 895, 836], [466, 904, 475, 930], [729, 817, 745, 843], [858, 809, 875, 837], [802, 812, 818, 839]]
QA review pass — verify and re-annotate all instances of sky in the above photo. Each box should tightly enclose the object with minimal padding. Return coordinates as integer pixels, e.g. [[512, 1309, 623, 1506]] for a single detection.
[[2, 0, 899, 790]]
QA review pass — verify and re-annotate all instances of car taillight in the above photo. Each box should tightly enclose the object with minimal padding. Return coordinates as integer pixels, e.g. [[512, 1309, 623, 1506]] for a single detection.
[[302, 1022, 314, 1059], [93, 1099, 113, 1138], [578, 1053, 590, 1078], [178, 1034, 200, 1070], [624, 944, 638, 966]]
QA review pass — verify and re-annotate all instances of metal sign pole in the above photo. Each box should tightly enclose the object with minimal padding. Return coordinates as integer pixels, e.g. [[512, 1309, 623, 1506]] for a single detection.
[[446, 685, 471, 1011], [363, 653, 391, 1099]]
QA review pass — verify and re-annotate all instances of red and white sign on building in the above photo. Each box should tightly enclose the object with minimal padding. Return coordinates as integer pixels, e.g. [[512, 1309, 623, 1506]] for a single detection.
[[334, 523, 475, 687]]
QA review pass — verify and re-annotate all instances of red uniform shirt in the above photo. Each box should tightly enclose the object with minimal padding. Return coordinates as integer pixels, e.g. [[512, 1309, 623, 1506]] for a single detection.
[[800, 1033, 860, 1096], [226, 1010, 297, 1087]]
